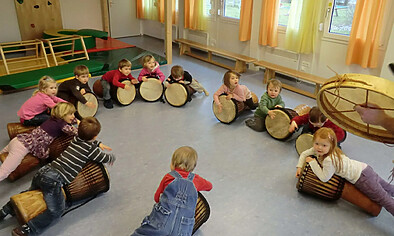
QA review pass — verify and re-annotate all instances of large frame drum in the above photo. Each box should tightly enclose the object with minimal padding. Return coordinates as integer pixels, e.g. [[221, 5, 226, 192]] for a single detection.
[[164, 83, 190, 107], [295, 133, 314, 155], [212, 95, 245, 124], [317, 73, 394, 144], [193, 192, 211, 234], [76, 92, 98, 118], [139, 78, 164, 102], [10, 162, 110, 225]]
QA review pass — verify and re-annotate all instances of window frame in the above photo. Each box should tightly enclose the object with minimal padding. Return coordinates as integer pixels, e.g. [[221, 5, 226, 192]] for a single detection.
[[322, 0, 352, 43]]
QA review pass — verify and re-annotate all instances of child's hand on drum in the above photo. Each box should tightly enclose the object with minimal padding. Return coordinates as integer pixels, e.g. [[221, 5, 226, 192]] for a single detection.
[[86, 102, 96, 108], [99, 143, 112, 151], [131, 79, 139, 85], [354, 103, 387, 125], [295, 167, 302, 178], [275, 105, 282, 108], [124, 84, 132, 91], [268, 110, 276, 119], [179, 80, 185, 84], [80, 89, 86, 95], [217, 104, 223, 113], [305, 156, 314, 163], [288, 121, 298, 133], [142, 76, 148, 82], [226, 94, 233, 100]]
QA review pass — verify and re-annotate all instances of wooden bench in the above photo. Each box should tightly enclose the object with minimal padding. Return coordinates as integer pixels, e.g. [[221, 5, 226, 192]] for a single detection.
[[254, 60, 327, 99], [175, 38, 256, 73]]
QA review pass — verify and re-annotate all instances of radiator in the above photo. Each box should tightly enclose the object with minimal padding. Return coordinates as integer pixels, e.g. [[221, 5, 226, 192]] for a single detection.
[[186, 29, 209, 45], [263, 47, 300, 70]]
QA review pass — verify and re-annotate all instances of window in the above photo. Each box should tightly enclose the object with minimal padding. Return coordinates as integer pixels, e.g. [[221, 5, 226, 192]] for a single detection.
[[204, 0, 212, 16], [222, 0, 241, 19], [327, 0, 357, 36], [278, 0, 292, 26]]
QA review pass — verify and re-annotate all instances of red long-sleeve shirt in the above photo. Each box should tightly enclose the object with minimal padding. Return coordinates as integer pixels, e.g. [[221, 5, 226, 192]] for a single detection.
[[101, 70, 137, 88], [291, 114, 346, 142], [154, 168, 213, 203]]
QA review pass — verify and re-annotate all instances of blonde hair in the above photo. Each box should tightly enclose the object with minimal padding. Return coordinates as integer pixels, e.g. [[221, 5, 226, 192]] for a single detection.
[[74, 65, 90, 76], [141, 55, 155, 68], [223, 70, 240, 88], [266, 78, 282, 91], [118, 59, 132, 69], [171, 65, 184, 78], [314, 128, 343, 172], [171, 146, 198, 172], [51, 102, 76, 120], [33, 76, 56, 96]]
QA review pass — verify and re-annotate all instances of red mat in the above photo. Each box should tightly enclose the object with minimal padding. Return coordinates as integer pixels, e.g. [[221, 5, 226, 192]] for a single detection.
[[87, 37, 135, 53]]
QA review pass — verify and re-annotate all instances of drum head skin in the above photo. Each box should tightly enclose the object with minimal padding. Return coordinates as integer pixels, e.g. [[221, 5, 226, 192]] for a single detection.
[[212, 95, 238, 124], [116, 80, 136, 105], [140, 78, 164, 102], [165, 83, 189, 107], [77, 93, 98, 118], [317, 73, 394, 143], [295, 133, 314, 155], [265, 109, 293, 140]]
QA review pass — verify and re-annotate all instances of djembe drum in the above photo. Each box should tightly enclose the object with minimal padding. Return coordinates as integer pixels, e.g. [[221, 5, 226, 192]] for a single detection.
[[139, 78, 164, 102], [47, 134, 75, 163], [193, 192, 211, 234], [10, 162, 110, 225], [0, 153, 40, 182], [7, 123, 36, 140], [317, 73, 394, 144], [295, 133, 314, 155], [164, 83, 194, 107], [266, 104, 311, 140], [297, 163, 382, 216], [93, 80, 136, 106], [76, 92, 98, 118], [212, 95, 246, 124]]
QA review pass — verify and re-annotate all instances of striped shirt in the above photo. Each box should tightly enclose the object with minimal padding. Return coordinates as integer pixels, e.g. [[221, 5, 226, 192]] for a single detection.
[[49, 136, 115, 184]]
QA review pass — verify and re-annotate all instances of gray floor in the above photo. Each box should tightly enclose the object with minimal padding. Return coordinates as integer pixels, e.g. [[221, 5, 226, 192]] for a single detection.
[[0, 36, 393, 236]]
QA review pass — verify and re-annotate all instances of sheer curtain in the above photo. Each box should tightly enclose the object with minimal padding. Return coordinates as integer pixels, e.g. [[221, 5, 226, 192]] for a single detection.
[[184, 0, 207, 31], [284, 0, 323, 54], [239, 0, 253, 41], [136, 0, 177, 24], [259, 0, 279, 47], [346, 0, 387, 68]]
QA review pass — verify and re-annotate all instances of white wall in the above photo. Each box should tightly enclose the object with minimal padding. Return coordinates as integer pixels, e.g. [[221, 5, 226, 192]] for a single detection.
[[0, 0, 21, 42]]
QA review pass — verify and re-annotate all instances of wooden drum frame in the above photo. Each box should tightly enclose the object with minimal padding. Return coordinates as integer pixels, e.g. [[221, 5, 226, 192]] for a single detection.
[[212, 95, 245, 124], [317, 73, 394, 144], [193, 192, 211, 234], [7, 123, 36, 140]]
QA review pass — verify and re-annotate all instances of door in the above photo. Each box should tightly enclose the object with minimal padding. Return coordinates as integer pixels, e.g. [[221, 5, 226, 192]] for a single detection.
[[108, 0, 141, 38]]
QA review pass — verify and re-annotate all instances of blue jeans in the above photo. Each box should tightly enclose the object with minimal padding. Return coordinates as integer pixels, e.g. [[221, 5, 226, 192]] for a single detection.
[[100, 78, 111, 100], [27, 166, 65, 235], [23, 111, 50, 126]]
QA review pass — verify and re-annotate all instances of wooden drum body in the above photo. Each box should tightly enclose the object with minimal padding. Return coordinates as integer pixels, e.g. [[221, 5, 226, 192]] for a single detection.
[[76, 92, 98, 118], [295, 133, 314, 155], [0, 153, 40, 182], [265, 108, 298, 140], [7, 123, 36, 140], [93, 79, 104, 98], [111, 80, 136, 106], [47, 134, 75, 163], [164, 83, 190, 107], [193, 192, 211, 234], [10, 162, 110, 225], [139, 78, 164, 102], [212, 95, 245, 124]]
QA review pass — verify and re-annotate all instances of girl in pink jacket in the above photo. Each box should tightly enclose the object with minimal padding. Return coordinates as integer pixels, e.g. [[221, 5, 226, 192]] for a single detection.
[[137, 55, 165, 83]]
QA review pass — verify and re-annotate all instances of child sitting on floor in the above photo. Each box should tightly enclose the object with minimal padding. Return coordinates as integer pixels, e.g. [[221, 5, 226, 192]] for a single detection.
[[296, 127, 394, 216], [57, 65, 96, 110], [131, 146, 212, 236], [0, 102, 78, 182], [17, 76, 66, 126], [245, 78, 285, 132], [289, 106, 346, 146], [0, 117, 116, 235], [213, 70, 257, 113], [165, 65, 209, 100], [138, 55, 165, 83], [100, 58, 139, 109]]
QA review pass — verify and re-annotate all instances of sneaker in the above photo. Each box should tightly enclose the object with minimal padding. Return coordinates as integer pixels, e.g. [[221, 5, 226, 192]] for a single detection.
[[103, 99, 113, 109], [203, 89, 209, 96], [12, 224, 31, 236]]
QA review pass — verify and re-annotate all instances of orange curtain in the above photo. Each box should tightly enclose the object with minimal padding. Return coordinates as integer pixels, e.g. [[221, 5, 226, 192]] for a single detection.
[[259, 0, 279, 47], [346, 0, 386, 68], [184, 0, 207, 31], [239, 0, 253, 41], [159, 0, 177, 24], [136, 0, 144, 19]]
